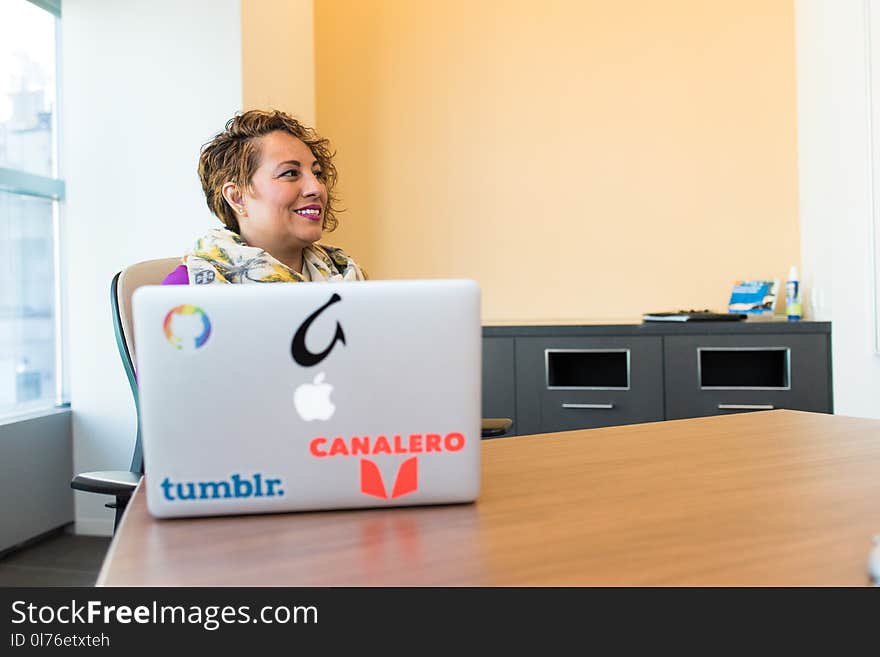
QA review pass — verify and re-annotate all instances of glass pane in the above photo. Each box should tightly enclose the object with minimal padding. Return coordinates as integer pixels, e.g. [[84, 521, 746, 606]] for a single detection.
[[0, 0, 57, 177], [0, 190, 56, 414]]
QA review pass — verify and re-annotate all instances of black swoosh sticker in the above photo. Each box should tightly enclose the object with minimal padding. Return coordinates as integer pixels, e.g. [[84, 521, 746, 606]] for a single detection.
[[291, 293, 346, 367]]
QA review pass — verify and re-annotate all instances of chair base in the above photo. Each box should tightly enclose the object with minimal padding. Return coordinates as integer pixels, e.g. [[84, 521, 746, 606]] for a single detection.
[[71, 470, 141, 496], [70, 471, 140, 534]]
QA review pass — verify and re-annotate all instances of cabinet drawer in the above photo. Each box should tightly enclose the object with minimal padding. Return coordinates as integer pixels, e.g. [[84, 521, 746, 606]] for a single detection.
[[664, 334, 831, 420], [516, 336, 664, 434]]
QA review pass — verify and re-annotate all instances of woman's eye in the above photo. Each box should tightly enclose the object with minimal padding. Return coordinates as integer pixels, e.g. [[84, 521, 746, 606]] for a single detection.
[[280, 169, 300, 178], [314, 169, 326, 180]]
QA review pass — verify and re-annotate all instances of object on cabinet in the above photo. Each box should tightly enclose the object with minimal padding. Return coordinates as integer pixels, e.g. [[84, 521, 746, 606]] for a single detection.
[[643, 310, 747, 322], [728, 280, 779, 316], [785, 266, 803, 321]]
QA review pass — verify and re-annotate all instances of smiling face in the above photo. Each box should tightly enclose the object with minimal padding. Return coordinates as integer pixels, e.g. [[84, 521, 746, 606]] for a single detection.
[[225, 130, 328, 265]]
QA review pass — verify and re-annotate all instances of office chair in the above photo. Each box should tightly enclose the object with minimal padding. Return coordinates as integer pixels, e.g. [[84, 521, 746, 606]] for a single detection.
[[72, 257, 512, 532], [70, 258, 180, 531]]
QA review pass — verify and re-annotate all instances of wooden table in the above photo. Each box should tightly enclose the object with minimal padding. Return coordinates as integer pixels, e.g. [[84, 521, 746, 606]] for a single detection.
[[97, 410, 880, 586]]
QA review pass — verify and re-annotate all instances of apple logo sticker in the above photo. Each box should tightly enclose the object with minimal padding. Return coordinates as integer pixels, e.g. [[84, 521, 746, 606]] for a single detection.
[[293, 372, 336, 421]]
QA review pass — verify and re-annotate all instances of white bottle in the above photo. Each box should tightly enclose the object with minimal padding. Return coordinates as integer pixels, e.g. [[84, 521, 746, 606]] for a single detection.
[[785, 266, 802, 321]]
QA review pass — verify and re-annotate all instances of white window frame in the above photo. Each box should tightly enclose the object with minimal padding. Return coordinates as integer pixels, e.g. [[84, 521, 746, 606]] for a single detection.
[[0, 0, 67, 417]]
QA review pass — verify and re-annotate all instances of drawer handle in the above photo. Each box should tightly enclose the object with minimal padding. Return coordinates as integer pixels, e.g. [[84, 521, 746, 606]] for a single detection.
[[562, 403, 615, 410], [717, 404, 775, 410]]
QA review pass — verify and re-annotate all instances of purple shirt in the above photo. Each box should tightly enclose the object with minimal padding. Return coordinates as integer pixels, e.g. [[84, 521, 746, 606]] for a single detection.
[[162, 264, 189, 285]]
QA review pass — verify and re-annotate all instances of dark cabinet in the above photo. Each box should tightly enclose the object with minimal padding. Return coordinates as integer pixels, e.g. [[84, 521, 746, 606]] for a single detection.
[[482, 337, 516, 435], [482, 322, 832, 437]]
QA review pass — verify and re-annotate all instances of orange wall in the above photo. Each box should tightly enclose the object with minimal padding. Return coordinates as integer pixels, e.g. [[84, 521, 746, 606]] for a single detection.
[[242, 0, 315, 125], [311, 0, 799, 321]]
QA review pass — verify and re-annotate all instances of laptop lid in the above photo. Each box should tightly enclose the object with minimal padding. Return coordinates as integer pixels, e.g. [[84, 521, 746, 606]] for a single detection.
[[132, 279, 481, 518]]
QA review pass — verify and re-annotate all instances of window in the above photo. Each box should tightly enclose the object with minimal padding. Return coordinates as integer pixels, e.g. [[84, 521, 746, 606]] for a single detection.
[[0, 0, 64, 416]]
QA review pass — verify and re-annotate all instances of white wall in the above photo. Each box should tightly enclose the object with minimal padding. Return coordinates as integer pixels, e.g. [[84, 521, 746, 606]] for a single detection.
[[62, 0, 242, 534], [796, 0, 880, 417]]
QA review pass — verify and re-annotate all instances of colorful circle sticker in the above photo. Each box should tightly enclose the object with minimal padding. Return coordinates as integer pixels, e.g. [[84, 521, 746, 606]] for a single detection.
[[163, 305, 211, 351]]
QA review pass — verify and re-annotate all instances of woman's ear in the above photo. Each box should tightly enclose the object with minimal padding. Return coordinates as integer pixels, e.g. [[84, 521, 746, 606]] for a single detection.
[[221, 182, 247, 217]]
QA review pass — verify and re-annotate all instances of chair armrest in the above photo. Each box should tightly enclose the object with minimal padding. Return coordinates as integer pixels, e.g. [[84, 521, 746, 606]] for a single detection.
[[71, 471, 141, 496], [481, 417, 513, 438]]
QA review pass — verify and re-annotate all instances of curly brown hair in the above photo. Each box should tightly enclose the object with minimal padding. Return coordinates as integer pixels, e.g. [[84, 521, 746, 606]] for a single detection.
[[198, 109, 339, 234]]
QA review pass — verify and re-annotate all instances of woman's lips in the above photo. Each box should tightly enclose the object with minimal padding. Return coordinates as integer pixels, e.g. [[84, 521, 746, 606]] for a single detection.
[[293, 206, 322, 221]]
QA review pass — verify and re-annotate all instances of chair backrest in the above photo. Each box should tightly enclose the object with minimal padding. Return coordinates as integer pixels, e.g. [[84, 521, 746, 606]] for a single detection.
[[111, 257, 180, 475], [116, 257, 181, 366]]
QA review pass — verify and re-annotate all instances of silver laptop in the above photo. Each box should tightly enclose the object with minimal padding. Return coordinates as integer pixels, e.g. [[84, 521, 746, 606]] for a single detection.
[[132, 280, 481, 518]]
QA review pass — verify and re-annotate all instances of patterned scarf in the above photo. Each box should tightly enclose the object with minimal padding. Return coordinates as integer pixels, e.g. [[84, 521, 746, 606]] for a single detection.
[[183, 228, 367, 285]]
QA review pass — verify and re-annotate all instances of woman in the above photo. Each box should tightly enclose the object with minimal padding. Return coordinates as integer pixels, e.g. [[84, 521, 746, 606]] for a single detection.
[[164, 109, 367, 285]]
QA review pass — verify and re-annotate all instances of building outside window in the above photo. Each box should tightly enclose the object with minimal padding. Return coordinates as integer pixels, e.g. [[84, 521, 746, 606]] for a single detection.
[[0, 0, 65, 416]]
